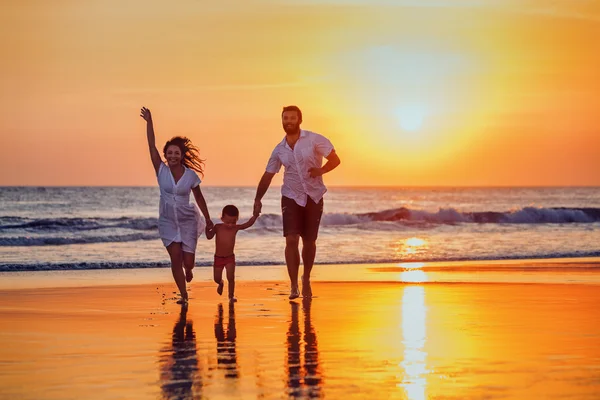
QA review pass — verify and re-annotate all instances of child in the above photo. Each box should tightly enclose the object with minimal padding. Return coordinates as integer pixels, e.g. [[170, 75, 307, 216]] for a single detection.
[[206, 205, 258, 302]]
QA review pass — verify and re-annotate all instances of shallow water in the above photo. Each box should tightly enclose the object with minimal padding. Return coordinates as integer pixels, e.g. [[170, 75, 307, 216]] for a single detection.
[[1, 186, 600, 271]]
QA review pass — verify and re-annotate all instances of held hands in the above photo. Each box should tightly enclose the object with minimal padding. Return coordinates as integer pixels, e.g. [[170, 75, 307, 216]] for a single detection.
[[140, 107, 152, 122], [308, 167, 324, 178], [205, 218, 215, 231], [205, 221, 215, 240], [253, 199, 262, 216]]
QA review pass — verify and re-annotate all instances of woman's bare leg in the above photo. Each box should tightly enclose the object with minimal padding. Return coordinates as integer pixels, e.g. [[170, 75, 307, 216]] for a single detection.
[[183, 251, 195, 283], [167, 242, 187, 301]]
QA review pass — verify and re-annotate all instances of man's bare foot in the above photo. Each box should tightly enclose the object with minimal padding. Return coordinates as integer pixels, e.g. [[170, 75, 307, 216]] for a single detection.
[[289, 286, 300, 300], [229, 297, 237, 303], [217, 280, 224, 296], [185, 268, 194, 283], [302, 278, 312, 298]]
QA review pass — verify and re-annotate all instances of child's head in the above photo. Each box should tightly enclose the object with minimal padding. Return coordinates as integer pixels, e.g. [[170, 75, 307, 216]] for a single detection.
[[221, 205, 239, 224]]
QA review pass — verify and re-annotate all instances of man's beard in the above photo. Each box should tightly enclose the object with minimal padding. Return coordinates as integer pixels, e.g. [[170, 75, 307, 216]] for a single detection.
[[283, 123, 300, 135]]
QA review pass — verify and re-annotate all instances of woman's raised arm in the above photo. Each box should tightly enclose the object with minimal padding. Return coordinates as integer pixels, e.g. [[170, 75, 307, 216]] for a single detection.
[[140, 107, 162, 174]]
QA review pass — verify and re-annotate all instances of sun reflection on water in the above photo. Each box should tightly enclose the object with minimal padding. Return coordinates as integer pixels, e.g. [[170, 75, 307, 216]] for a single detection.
[[399, 262, 428, 283], [397, 237, 429, 257], [400, 286, 428, 399], [401, 270, 428, 283]]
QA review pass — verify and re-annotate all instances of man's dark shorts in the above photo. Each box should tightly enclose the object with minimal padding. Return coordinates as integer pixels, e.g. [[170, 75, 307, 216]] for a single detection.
[[281, 196, 324, 241]]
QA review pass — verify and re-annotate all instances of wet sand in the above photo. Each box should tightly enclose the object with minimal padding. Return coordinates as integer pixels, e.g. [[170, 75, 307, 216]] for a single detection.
[[1, 262, 600, 399]]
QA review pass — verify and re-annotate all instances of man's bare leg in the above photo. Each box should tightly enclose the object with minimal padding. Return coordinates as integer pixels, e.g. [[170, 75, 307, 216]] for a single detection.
[[285, 234, 301, 299], [301, 238, 316, 298]]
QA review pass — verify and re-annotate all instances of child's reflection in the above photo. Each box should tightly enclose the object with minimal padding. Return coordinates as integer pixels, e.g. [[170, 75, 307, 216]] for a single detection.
[[214, 302, 239, 379]]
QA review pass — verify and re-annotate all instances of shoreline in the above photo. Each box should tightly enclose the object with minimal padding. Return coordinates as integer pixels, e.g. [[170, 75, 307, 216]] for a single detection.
[[3, 254, 600, 271], [1, 256, 599, 290]]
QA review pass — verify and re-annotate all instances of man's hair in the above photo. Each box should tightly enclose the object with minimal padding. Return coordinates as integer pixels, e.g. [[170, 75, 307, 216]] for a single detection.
[[222, 205, 239, 218], [281, 105, 303, 124]]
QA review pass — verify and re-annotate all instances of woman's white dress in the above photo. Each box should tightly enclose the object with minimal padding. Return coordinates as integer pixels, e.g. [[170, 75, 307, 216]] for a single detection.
[[157, 163, 205, 253]]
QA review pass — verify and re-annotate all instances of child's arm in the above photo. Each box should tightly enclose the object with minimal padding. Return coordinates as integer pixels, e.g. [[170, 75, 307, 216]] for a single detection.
[[236, 215, 258, 231], [206, 223, 218, 240]]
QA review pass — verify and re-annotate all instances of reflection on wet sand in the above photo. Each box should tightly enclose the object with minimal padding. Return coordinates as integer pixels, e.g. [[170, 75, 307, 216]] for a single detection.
[[4, 280, 600, 399], [214, 302, 239, 379], [401, 286, 428, 400], [159, 304, 201, 400], [287, 298, 322, 398]]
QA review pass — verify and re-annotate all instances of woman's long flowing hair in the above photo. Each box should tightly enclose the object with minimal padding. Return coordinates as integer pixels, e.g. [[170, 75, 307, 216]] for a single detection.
[[163, 136, 205, 176]]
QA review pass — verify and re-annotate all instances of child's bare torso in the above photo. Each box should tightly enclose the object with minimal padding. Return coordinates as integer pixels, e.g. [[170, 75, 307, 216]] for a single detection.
[[214, 224, 239, 256]]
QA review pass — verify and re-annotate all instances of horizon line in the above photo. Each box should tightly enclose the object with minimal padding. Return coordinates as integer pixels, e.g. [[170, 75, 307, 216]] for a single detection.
[[2, 185, 599, 189]]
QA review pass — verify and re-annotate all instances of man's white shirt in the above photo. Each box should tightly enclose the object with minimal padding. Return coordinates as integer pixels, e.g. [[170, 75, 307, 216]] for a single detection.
[[266, 130, 334, 207]]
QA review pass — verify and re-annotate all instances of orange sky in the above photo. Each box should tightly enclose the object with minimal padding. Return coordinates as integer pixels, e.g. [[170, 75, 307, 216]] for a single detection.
[[1, 0, 599, 186]]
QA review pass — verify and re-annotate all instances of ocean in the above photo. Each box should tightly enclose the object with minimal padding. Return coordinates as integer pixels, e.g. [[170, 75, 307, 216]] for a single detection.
[[1, 186, 599, 271]]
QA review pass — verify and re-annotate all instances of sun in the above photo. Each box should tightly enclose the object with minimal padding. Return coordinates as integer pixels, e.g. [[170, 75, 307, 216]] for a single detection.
[[395, 104, 426, 132]]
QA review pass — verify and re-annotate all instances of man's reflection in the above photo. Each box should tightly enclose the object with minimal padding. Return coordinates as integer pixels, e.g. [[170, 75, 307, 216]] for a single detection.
[[214, 302, 239, 379], [159, 303, 201, 399], [286, 298, 322, 398]]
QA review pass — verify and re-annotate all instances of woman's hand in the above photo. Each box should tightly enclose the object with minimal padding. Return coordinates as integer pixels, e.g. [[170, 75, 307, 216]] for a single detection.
[[206, 218, 215, 231], [140, 107, 152, 122]]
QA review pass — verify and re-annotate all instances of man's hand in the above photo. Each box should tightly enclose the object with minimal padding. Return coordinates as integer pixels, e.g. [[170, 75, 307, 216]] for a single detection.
[[205, 218, 214, 231], [308, 167, 323, 178], [253, 199, 262, 216]]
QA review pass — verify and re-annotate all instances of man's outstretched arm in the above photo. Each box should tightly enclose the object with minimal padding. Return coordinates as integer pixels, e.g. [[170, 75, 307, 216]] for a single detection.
[[254, 172, 275, 215]]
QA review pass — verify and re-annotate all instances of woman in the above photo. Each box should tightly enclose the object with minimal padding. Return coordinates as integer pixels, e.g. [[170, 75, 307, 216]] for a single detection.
[[140, 106, 214, 303]]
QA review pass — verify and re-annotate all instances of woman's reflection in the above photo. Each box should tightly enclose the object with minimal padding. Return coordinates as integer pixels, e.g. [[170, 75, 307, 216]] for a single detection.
[[159, 303, 202, 400], [286, 298, 322, 398], [214, 302, 239, 379]]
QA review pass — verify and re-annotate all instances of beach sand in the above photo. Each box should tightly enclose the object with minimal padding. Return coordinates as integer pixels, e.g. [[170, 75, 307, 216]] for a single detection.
[[1, 260, 600, 399]]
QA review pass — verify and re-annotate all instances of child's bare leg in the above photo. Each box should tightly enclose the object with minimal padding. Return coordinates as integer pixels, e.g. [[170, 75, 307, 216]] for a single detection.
[[167, 243, 187, 301], [214, 267, 224, 295], [183, 252, 195, 283], [225, 262, 236, 301]]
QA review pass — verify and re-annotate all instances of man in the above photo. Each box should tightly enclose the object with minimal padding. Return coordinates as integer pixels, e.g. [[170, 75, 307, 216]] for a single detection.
[[254, 105, 341, 299]]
